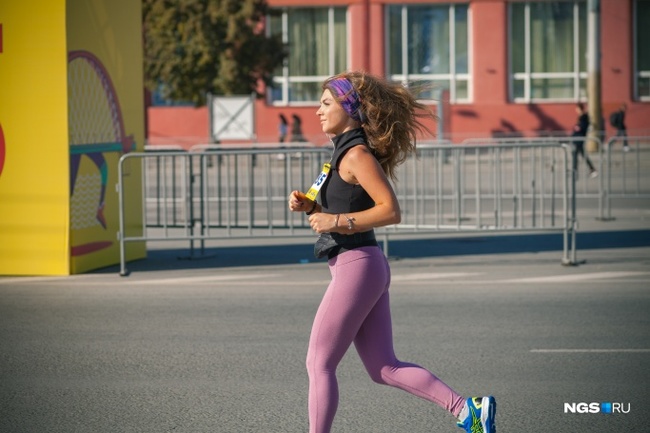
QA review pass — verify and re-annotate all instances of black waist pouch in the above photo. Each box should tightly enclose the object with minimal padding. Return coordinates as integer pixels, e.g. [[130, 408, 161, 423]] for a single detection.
[[313, 231, 377, 259], [314, 233, 339, 259]]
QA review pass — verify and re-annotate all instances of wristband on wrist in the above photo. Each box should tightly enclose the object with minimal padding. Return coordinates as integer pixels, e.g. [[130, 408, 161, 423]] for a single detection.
[[342, 214, 355, 230], [305, 201, 317, 215], [334, 213, 340, 228]]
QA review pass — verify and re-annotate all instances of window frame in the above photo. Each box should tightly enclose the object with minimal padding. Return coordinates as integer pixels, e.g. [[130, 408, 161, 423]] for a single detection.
[[385, 3, 472, 104], [508, 1, 587, 103], [634, 0, 650, 101], [268, 7, 349, 106]]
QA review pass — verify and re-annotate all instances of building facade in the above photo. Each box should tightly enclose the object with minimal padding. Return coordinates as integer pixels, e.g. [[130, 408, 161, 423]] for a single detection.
[[147, 0, 650, 147]]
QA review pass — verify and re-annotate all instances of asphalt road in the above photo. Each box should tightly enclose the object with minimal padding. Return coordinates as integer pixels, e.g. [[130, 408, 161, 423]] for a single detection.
[[1, 240, 649, 432]]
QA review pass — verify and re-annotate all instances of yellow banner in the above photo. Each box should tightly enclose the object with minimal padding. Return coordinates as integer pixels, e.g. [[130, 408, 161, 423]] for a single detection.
[[0, 0, 145, 275], [66, 0, 146, 273], [0, 0, 70, 275]]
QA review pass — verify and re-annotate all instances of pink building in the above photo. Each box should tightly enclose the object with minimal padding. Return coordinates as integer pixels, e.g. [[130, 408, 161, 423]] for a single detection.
[[147, 0, 649, 148]]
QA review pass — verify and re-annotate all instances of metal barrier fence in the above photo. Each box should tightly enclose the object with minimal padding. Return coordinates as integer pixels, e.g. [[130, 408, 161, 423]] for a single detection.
[[462, 136, 604, 199], [600, 135, 650, 220], [382, 141, 574, 263], [118, 141, 578, 276], [462, 135, 650, 220]]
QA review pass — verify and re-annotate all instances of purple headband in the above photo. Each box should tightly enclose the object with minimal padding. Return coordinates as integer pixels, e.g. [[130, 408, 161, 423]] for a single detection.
[[328, 78, 363, 123]]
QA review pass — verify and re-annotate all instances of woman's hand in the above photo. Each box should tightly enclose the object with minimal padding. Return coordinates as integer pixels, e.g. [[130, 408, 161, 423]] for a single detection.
[[288, 190, 313, 213], [308, 212, 338, 234]]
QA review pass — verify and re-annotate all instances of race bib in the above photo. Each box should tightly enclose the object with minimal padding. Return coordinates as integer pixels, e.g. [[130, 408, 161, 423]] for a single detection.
[[305, 162, 331, 201]]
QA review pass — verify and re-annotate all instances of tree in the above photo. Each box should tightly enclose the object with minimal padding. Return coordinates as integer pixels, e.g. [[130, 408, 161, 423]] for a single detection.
[[143, 0, 285, 105]]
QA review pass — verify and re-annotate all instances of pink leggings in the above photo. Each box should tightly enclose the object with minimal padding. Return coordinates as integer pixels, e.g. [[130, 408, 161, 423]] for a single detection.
[[306, 246, 464, 432]]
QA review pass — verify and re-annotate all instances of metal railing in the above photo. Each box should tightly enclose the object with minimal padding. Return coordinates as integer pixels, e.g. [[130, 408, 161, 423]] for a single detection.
[[118, 147, 331, 275], [462, 135, 604, 197], [382, 141, 574, 262], [118, 141, 578, 275], [599, 135, 650, 220]]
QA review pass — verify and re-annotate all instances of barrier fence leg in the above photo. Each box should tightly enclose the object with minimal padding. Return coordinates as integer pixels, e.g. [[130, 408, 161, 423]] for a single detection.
[[562, 165, 575, 266], [178, 155, 216, 261], [562, 228, 570, 265], [119, 232, 129, 277], [118, 158, 130, 276], [606, 137, 615, 221], [563, 150, 585, 266], [597, 138, 616, 221], [571, 161, 577, 264]]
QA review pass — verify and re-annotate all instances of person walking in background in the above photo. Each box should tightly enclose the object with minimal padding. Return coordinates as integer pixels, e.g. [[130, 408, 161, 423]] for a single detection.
[[610, 103, 629, 152], [291, 114, 306, 142], [572, 102, 598, 178], [288, 71, 496, 433], [279, 114, 288, 143]]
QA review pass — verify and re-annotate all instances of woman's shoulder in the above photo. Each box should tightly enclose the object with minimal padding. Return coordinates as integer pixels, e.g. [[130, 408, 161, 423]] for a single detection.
[[339, 143, 376, 170]]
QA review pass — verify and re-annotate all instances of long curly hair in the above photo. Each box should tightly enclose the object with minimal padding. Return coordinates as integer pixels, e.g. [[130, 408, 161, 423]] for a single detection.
[[323, 71, 436, 181]]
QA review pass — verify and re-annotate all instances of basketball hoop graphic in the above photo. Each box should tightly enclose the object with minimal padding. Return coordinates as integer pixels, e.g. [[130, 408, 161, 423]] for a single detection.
[[68, 50, 134, 256]]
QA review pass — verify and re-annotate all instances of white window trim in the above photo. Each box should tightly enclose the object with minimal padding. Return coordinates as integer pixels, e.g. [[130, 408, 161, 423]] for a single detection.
[[634, 0, 650, 101], [510, 1, 587, 103], [269, 7, 348, 106], [386, 4, 472, 104], [638, 72, 650, 101]]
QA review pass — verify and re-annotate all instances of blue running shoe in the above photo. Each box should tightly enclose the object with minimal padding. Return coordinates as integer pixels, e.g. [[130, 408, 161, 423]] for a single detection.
[[457, 396, 496, 433]]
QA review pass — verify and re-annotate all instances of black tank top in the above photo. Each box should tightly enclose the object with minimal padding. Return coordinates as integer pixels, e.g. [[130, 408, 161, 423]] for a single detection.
[[320, 128, 375, 214]]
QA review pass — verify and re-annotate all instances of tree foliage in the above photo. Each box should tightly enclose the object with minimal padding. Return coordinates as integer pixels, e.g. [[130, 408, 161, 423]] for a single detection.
[[143, 0, 285, 105]]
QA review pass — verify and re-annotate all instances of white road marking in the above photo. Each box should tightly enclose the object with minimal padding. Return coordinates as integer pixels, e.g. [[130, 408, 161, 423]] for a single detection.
[[127, 274, 280, 285], [530, 349, 650, 353], [504, 271, 650, 283], [392, 272, 478, 282], [0, 274, 282, 286], [0, 276, 71, 285]]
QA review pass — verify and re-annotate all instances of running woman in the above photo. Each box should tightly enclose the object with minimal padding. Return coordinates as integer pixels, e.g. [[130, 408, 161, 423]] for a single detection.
[[288, 71, 496, 433]]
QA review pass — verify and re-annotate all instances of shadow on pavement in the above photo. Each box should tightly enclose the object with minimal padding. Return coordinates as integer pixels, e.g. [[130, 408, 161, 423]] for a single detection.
[[95, 229, 650, 275]]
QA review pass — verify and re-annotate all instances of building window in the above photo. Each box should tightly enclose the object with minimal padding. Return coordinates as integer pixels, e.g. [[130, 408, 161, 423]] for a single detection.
[[268, 7, 347, 105], [387, 4, 470, 103], [635, 0, 650, 100], [510, 1, 587, 102]]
